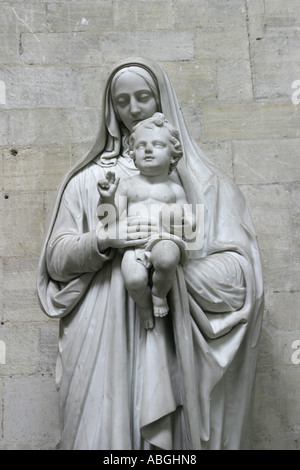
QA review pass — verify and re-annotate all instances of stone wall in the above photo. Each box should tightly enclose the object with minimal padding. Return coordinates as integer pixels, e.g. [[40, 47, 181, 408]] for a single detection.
[[0, 0, 299, 450]]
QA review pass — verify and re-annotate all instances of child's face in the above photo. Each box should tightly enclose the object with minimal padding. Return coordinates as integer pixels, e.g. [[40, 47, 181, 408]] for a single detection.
[[132, 126, 175, 176]]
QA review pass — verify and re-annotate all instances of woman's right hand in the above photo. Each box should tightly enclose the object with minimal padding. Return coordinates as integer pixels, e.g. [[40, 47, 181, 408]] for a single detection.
[[96, 216, 157, 251]]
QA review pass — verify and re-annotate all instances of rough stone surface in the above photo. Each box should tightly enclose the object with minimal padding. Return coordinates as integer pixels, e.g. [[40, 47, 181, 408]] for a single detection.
[[3, 377, 60, 446], [0, 0, 299, 450]]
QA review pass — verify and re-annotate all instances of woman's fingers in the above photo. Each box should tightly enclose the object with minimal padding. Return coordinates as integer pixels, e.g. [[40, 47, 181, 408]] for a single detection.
[[123, 237, 150, 247], [127, 217, 157, 229]]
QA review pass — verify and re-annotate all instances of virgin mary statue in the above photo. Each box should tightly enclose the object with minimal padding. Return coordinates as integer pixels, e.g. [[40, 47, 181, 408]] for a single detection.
[[37, 57, 264, 450]]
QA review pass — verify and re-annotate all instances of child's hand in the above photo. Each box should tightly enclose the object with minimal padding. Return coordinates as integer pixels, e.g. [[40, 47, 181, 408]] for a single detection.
[[97, 171, 120, 200]]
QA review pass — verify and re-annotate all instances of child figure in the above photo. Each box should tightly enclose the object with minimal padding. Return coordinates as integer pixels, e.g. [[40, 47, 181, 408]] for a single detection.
[[97, 113, 192, 329]]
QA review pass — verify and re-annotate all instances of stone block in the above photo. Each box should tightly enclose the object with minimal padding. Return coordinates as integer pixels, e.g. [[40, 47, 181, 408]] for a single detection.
[[0, 441, 58, 450], [113, 0, 173, 31], [174, 0, 246, 30], [0, 34, 22, 66], [163, 60, 217, 105], [99, 31, 194, 63], [0, 323, 40, 376], [0, 111, 9, 146], [0, 3, 47, 34], [264, 0, 300, 36], [238, 183, 291, 252], [21, 32, 101, 65], [260, 249, 300, 293], [8, 107, 98, 146], [76, 66, 109, 108], [251, 37, 300, 100], [265, 290, 300, 331], [251, 367, 300, 450], [217, 60, 253, 102], [251, 368, 282, 428], [69, 107, 100, 144], [279, 366, 300, 433], [191, 0, 249, 62], [0, 191, 45, 258], [202, 102, 300, 140], [7, 107, 98, 147], [46, 1, 114, 33], [287, 182, 300, 252], [233, 139, 300, 184], [0, 259, 3, 322], [0, 67, 77, 109], [8, 109, 72, 146], [194, 27, 249, 61], [3, 376, 60, 443], [173, 0, 207, 29], [2, 145, 72, 192], [0, 381, 3, 442], [2, 257, 43, 323], [247, 0, 300, 41], [245, 0, 265, 40]]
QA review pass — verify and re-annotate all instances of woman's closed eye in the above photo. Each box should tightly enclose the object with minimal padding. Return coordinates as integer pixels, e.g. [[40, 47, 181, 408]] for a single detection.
[[137, 91, 152, 102], [116, 96, 129, 107]]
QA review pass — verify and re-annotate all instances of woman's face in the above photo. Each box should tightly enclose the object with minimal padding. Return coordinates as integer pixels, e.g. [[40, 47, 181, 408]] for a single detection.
[[112, 71, 158, 132]]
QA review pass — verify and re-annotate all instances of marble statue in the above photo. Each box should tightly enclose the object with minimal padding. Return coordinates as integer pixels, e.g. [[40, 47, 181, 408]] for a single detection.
[[97, 113, 191, 329], [37, 57, 264, 450]]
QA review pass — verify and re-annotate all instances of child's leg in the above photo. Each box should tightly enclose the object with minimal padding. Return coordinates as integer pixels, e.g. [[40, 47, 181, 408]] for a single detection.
[[121, 249, 153, 329], [150, 240, 181, 317]]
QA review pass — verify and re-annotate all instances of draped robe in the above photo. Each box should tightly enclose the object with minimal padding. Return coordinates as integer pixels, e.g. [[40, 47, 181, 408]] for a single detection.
[[37, 58, 264, 450]]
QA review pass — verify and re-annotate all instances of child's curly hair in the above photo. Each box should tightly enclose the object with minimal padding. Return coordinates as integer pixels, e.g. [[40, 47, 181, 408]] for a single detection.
[[129, 113, 183, 174]]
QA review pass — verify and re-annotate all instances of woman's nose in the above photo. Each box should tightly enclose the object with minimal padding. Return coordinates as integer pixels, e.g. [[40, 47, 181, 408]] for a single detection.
[[129, 97, 140, 115]]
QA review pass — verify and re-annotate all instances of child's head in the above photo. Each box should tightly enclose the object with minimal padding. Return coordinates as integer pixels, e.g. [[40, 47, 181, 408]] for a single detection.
[[129, 113, 183, 174]]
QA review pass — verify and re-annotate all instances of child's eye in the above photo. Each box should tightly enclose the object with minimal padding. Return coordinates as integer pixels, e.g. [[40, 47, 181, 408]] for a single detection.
[[136, 143, 146, 149], [154, 142, 165, 148]]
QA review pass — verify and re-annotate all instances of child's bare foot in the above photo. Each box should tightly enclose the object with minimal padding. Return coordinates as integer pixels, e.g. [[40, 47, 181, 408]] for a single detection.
[[138, 306, 154, 329], [152, 294, 169, 317]]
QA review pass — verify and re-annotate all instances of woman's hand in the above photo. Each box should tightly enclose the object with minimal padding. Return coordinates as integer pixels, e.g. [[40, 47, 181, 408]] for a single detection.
[[96, 216, 157, 251]]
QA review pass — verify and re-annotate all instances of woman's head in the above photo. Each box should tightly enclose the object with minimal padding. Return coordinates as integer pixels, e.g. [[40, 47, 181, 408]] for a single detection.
[[111, 66, 160, 132]]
